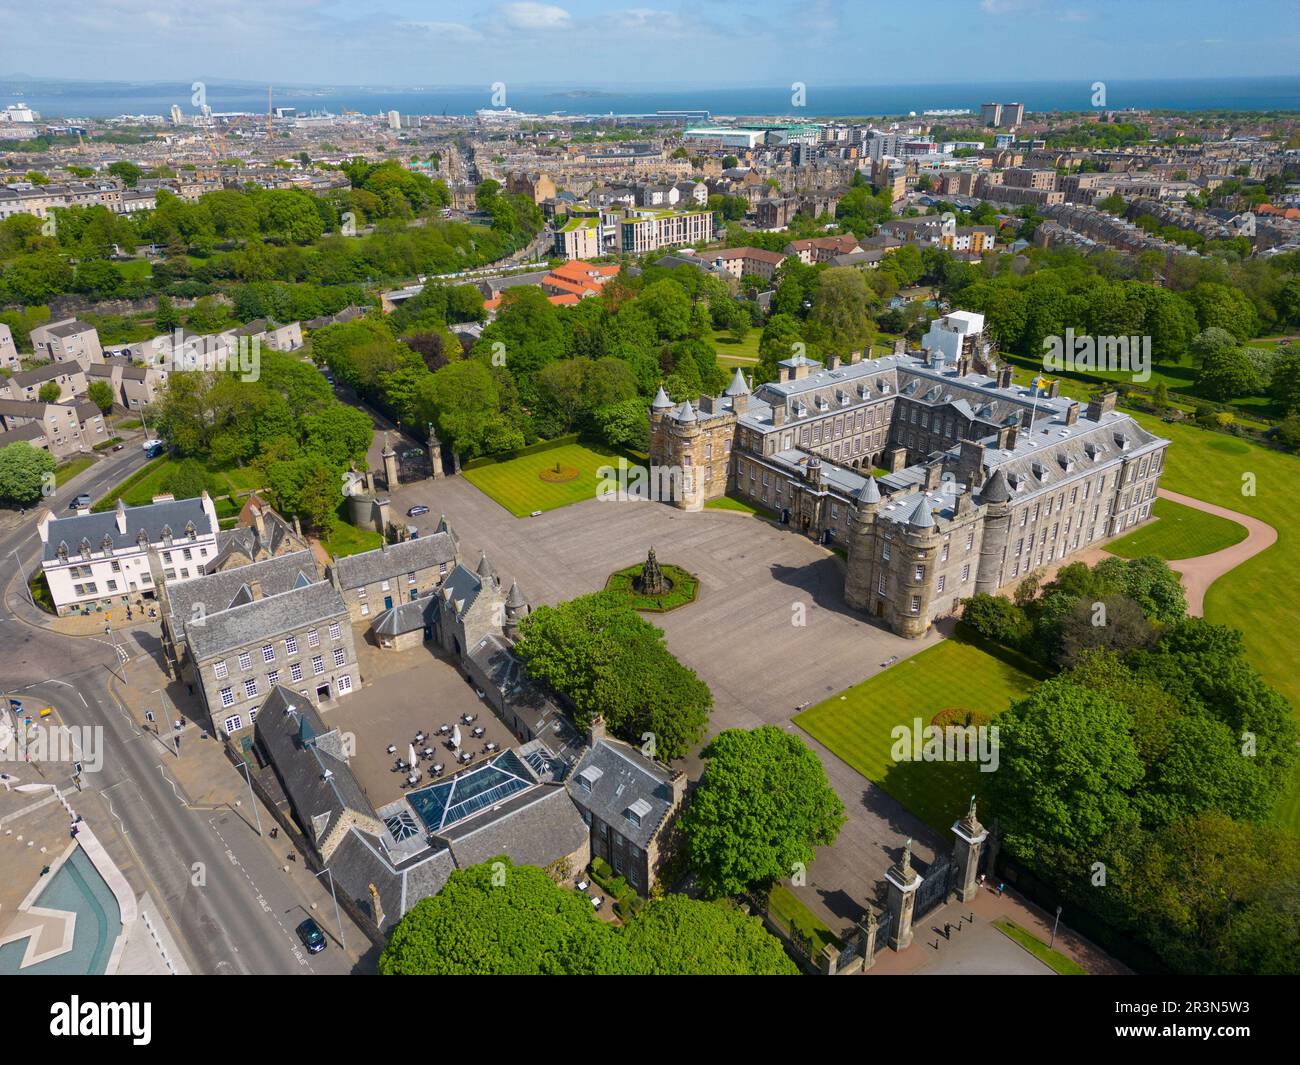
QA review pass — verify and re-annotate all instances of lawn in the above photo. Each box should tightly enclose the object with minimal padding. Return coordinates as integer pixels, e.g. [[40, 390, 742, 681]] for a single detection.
[[994, 919, 1088, 975], [767, 884, 842, 955], [710, 328, 760, 366], [1127, 413, 1300, 831], [54, 455, 96, 483], [704, 493, 777, 519], [1106, 496, 1248, 561], [321, 517, 383, 558], [795, 630, 1046, 833], [93, 457, 262, 510], [462, 442, 636, 517]]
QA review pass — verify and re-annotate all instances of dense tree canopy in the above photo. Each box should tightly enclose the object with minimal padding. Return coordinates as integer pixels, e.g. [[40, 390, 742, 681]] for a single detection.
[[683, 726, 845, 899], [514, 591, 712, 760]]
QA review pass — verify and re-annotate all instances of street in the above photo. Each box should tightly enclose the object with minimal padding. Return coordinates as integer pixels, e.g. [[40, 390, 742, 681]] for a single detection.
[[1, 446, 374, 975]]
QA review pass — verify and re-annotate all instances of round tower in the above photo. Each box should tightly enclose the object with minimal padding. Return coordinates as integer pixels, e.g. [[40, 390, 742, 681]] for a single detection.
[[895, 495, 941, 639], [974, 469, 1011, 595], [669, 400, 703, 511], [844, 476, 882, 612]]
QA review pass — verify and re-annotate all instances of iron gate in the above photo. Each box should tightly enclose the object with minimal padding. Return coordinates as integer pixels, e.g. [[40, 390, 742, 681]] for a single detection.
[[914, 856, 955, 921]]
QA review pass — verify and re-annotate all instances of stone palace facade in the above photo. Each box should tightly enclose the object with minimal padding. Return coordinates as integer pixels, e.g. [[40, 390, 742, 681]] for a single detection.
[[649, 312, 1169, 637]]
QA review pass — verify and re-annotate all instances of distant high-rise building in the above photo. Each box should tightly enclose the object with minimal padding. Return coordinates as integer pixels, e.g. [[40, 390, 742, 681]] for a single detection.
[[387, 110, 401, 131], [981, 102, 1025, 129], [170, 104, 184, 126]]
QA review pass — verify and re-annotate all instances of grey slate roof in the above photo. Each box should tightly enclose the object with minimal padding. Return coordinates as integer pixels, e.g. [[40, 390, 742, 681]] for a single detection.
[[165, 548, 318, 640], [331, 531, 455, 589], [43, 496, 213, 563], [371, 593, 437, 637], [186, 579, 347, 662], [566, 738, 677, 851], [254, 685, 378, 848], [440, 785, 588, 871], [327, 827, 454, 932], [439, 563, 483, 620]]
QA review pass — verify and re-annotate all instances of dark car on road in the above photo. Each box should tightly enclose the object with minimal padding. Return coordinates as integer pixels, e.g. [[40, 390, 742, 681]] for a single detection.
[[70, 493, 92, 509], [296, 918, 326, 954], [407, 504, 430, 517]]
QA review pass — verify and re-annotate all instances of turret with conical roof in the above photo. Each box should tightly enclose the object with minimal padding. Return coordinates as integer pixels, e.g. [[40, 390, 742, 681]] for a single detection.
[[975, 467, 1012, 596], [908, 496, 935, 529], [651, 385, 673, 410], [674, 399, 697, 424], [503, 579, 529, 638]]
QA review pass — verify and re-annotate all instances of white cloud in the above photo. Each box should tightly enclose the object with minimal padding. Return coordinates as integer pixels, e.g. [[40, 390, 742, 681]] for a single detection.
[[980, 0, 1040, 14], [399, 20, 483, 42], [500, 2, 572, 30]]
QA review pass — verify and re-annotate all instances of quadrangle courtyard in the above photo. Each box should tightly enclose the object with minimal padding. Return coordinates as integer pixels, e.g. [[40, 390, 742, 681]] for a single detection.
[[379, 470, 966, 938]]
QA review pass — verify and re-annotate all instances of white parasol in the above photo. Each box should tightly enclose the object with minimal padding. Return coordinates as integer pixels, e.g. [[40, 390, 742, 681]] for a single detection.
[[451, 725, 461, 750]]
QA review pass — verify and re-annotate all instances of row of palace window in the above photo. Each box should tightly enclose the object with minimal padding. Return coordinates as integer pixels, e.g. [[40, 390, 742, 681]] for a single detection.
[[212, 623, 344, 680], [221, 675, 355, 734], [217, 648, 348, 706]]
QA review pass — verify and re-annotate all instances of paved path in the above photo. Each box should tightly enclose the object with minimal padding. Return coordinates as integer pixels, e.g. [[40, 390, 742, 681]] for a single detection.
[[867, 880, 1130, 976], [1155, 488, 1277, 616]]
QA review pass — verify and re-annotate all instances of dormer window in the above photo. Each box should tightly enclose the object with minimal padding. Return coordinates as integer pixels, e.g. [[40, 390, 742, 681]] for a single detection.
[[101, 533, 114, 552], [185, 521, 197, 540]]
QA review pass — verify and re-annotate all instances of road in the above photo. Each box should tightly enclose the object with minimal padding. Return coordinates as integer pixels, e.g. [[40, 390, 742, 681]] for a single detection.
[[1, 446, 372, 975]]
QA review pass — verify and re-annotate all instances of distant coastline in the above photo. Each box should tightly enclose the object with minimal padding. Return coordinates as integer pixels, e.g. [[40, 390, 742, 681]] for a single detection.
[[1, 76, 1298, 120]]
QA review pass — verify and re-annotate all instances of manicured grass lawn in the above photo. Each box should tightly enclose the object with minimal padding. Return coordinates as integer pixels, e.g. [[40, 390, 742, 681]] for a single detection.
[[704, 493, 777, 519], [463, 442, 634, 517], [604, 562, 699, 611], [795, 631, 1046, 833], [710, 329, 760, 365], [114, 259, 153, 282], [994, 919, 1088, 975], [767, 884, 842, 955], [1127, 413, 1300, 831], [321, 519, 382, 558], [1106, 496, 1248, 561], [54, 455, 96, 482]]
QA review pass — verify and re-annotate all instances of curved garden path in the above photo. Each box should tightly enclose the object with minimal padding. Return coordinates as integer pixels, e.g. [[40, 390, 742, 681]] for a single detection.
[[1156, 488, 1278, 615]]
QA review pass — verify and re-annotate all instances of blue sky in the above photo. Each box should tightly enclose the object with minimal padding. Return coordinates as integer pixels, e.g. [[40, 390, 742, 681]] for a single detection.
[[0, 0, 1296, 87]]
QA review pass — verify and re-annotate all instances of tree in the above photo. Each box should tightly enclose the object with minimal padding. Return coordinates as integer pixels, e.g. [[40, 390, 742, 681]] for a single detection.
[[960, 594, 1030, 648], [990, 677, 1144, 861], [107, 161, 143, 188], [807, 267, 875, 358], [378, 860, 799, 975], [38, 381, 62, 404], [1055, 594, 1157, 668], [160, 457, 214, 500], [86, 380, 116, 415], [620, 895, 797, 975], [1196, 338, 1256, 401], [154, 294, 180, 333], [515, 591, 712, 760], [1268, 348, 1300, 414], [0, 441, 56, 506], [379, 859, 619, 975], [683, 726, 845, 899]]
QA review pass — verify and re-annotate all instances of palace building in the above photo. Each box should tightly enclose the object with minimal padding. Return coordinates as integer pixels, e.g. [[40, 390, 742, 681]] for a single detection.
[[649, 311, 1169, 638]]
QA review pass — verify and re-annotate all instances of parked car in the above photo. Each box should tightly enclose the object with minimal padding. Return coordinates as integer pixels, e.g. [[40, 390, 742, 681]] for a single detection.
[[407, 504, 430, 517], [111, 444, 124, 452], [296, 918, 326, 954], [70, 493, 92, 509]]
